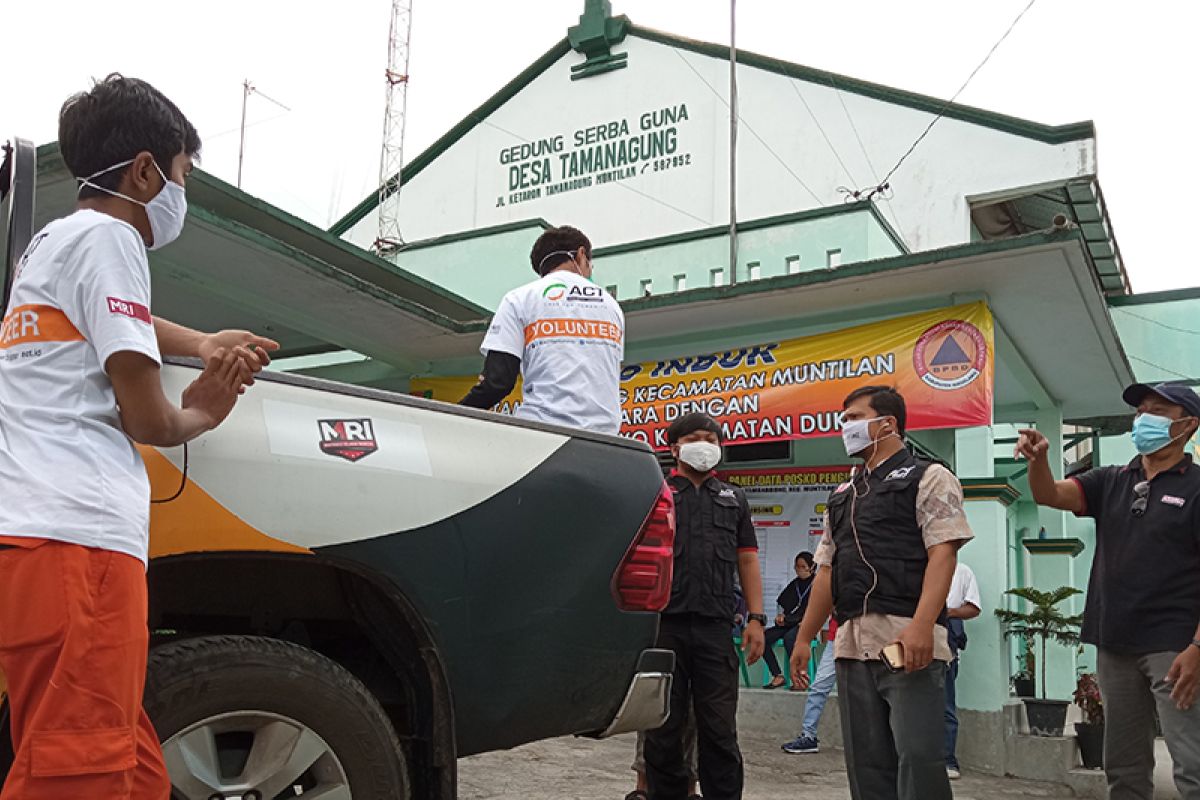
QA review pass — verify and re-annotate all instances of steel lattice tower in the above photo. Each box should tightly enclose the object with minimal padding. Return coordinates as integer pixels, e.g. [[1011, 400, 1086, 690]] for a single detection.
[[375, 0, 413, 253]]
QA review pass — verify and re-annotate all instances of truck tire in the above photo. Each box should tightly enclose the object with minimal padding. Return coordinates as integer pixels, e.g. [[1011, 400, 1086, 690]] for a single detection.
[[145, 635, 409, 800]]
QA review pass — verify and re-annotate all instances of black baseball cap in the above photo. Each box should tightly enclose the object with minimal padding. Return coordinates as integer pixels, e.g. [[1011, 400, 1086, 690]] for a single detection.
[[1122, 382, 1200, 419]]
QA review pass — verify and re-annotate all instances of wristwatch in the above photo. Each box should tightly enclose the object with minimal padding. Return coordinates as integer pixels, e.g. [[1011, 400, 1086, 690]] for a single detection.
[[1191, 639, 1200, 651], [747, 613, 768, 627]]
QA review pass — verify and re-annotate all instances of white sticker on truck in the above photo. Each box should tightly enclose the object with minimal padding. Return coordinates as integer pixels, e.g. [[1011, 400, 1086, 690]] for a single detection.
[[263, 399, 433, 476]]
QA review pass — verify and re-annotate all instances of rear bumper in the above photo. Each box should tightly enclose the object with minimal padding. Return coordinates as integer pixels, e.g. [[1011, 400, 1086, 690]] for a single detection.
[[593, 648, 674, 738]]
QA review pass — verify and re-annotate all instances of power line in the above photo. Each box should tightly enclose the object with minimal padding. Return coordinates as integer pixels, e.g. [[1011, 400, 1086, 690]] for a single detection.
[[828, 78, 910, 248], [479, 118, 713, 227], [856, 0, 1039, 201], [1126, 354, 1198, 383], [207, 111, 294, 141], [673, 49, 823, 204], [1113, 306, 1200, 336], [788, 79, 860, 187]]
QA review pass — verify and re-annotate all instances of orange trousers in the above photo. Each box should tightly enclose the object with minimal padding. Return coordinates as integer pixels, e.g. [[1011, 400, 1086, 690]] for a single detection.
[[0, 539, 170, 799]]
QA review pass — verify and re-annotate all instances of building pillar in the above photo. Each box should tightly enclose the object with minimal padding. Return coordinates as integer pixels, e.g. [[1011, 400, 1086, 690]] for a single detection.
[[952, 425, 1025, 774], [1023, 405, 1079, 700], [953, 426, 1011, 714]]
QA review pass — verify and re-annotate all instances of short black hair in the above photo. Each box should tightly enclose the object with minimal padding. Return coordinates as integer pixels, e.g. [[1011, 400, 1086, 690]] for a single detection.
[[530, 225, 591, 276], [796, 551, 815, 568], [842, 385, 907, 435], [667, 412, 723, 445], [60, 74, 201, 200]]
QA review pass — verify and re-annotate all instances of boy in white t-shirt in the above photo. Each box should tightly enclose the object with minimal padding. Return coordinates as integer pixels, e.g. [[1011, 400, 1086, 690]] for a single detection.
[[460, 225, 624, 435], [0, 74, 276, 799]]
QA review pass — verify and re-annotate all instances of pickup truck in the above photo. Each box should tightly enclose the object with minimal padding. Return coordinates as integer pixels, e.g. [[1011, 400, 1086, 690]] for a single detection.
[[0, 139, 675, 799]]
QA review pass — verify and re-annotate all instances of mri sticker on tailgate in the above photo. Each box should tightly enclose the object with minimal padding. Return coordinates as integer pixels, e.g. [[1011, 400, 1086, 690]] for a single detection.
[[318, 418, 378, 462]]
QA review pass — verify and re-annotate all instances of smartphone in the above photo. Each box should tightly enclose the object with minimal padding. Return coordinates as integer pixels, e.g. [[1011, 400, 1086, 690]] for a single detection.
[[880, 642, 905, 672]]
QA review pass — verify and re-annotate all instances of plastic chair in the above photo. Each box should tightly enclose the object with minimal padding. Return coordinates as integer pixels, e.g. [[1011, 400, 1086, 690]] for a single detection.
[[733, 634, 819, 688]]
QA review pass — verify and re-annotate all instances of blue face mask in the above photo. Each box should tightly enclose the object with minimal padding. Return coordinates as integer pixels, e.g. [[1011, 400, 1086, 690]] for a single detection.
[[1131, 413, 1193, 455]]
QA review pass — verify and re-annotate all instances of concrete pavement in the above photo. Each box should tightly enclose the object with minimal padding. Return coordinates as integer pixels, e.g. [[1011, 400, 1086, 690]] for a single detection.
[[458, 728, 1082, 799]]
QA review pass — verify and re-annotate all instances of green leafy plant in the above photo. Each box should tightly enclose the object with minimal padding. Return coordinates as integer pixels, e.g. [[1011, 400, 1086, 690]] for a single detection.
[[995, 586, 1083, 699], [1013, 637, 1035, 681], [1074, 672, 1104, 725]]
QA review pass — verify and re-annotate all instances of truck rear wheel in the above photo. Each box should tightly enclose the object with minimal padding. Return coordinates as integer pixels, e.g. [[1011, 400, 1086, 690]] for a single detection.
[[145, 635, 409, 800]]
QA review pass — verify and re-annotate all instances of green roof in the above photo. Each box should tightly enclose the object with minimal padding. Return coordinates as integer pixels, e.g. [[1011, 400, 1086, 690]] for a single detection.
[[329, 22, 1095, 238], [1108, 286, 1200, 307], [592, 201, 907, 258], [36, 143, 488, 323], [396, 217, 553, 253], [618, 228, 1081, 314]]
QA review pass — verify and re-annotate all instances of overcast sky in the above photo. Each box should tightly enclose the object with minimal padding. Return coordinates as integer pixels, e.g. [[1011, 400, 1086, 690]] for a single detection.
[[5, 1, 1194, 293]]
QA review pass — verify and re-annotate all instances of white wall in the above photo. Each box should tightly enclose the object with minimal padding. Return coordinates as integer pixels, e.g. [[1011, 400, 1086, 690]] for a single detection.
[[345, 34, 1095, 254]]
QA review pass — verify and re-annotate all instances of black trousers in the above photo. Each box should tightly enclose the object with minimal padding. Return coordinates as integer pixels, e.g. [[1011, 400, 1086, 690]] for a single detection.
[[645, 614, 743, 800], [761, 624, 799, 678]]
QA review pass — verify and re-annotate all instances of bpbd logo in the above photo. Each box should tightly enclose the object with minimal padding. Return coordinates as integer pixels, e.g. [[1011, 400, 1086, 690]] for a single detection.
[[543, 283, 604, 303], [317, 418, 378, 462], [913, 320, 987, 391]]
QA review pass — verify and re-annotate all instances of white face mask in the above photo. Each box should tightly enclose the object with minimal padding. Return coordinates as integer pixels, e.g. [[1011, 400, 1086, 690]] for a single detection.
[[841, 417, 897, 459], [678, 441, 722, 473], [841, 419, 873, 457], [77, 158, 188, 250]]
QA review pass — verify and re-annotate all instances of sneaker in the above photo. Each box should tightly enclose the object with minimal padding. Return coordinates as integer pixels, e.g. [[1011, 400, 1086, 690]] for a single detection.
[[947, 767, 961, 780], [781, 734, 819, 754]]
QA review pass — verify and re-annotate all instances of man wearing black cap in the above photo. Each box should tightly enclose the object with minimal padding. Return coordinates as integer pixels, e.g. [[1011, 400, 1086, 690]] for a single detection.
[[643, 412, 765, 800], [1017, 382, 1200, 800]]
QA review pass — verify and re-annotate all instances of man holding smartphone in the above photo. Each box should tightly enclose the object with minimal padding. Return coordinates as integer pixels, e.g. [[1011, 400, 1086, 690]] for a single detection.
[[790, 386, 973, 800]]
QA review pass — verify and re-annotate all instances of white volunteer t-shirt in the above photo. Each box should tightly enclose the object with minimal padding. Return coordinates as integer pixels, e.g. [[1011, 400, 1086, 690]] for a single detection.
[[946, 562, 982, 611], [481, 270, 624, 434], [0, 209, 162, 563]]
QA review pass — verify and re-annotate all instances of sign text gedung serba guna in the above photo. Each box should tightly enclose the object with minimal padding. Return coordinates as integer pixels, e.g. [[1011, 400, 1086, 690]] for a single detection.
[[496, 104, 692, 207]]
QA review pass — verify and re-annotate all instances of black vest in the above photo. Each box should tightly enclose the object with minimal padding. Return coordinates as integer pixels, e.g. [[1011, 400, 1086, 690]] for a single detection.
[[827, 449, 946, 626]]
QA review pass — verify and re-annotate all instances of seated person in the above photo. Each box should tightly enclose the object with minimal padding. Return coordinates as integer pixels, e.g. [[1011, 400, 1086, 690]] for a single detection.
[[762, 552, 816, 689]]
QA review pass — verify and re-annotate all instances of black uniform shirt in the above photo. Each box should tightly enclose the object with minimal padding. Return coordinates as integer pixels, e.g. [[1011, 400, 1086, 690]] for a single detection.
[[664, 471, 759, 620], [1074, 454, 1200, 654]]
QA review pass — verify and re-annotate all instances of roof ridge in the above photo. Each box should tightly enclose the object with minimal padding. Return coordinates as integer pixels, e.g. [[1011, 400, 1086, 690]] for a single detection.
[[327, 19, 1095, 240]]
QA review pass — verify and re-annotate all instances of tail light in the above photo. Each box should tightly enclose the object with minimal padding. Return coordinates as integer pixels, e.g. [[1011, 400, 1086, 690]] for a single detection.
[[611, 481, 676, 611]]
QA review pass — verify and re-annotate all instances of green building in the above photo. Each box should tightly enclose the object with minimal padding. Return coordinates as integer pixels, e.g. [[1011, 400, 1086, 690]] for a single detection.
[[7, 1, 1197, 786]]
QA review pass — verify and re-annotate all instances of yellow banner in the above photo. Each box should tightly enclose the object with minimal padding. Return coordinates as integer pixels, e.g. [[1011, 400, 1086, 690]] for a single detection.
[[413, 302, 994, 448]]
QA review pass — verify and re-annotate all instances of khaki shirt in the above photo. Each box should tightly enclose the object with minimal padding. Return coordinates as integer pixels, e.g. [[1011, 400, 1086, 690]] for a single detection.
[[814, 463, 973, 661]]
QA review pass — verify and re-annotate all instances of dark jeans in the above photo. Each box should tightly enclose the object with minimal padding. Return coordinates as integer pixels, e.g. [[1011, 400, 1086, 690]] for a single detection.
[[944, 657, 960, 769], [645, 614, 743, 800], [836, 658, 953, 800], [761, 624, 799, 678]]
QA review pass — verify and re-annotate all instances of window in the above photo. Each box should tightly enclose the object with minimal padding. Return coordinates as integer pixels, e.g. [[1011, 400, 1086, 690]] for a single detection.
[[605, 284, 619, 298], [710, 268, 726, 287], [747, 261, 761, 281], [674, 274, 688, 292], [826, 248, 843, 268], [786, 255, 801, 274], [640, 279, 654, 297], [724, 440, 791, 463]]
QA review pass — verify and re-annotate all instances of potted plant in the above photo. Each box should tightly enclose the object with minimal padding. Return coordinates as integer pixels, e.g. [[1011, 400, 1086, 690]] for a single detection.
[[995, 586, 1083, 736], [1073, 672, 1104, 769]]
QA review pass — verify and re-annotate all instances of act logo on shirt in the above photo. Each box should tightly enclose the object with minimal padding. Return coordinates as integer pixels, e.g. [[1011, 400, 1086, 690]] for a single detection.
[[541, 283, 605, 303], [317, 418, 378, 463], [106, 297, 151, 324]]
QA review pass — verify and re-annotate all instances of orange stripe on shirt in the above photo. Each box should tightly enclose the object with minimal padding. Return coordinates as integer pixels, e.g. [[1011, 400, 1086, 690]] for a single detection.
[[0, 305, 84, 349], [523, 318, 623, 345]]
